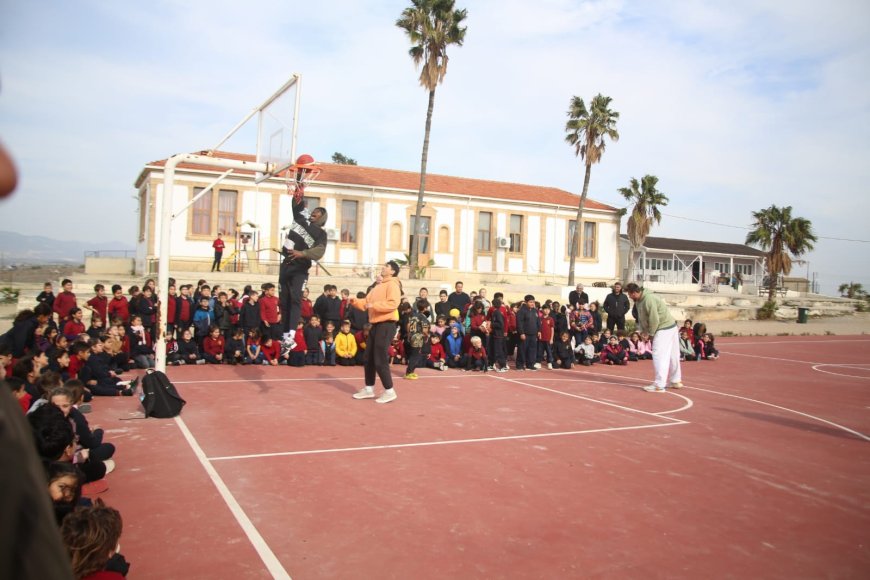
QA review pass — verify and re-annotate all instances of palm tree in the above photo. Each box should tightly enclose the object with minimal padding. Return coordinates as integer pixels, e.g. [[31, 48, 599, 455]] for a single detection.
[[618, 175, 669, 283], [838, 282, 866, 299], [564, 94, 619, 286], [396, 0, 467, 279], [745, 205, 817, 301]]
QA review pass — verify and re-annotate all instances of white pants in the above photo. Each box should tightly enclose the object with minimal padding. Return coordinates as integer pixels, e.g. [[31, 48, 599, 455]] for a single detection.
[[652, 325, 681, 388]]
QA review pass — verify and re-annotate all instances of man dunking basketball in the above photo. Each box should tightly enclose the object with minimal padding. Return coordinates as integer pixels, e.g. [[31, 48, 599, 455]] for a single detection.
[[280, 156, 328, 348]]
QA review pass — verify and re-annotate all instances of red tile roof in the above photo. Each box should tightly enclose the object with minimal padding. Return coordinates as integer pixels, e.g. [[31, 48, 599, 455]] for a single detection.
[[141, 151, 617, 212]]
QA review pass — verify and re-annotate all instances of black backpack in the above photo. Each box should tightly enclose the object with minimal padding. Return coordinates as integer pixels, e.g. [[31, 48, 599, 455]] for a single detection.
[[141, 370, 186, 418]]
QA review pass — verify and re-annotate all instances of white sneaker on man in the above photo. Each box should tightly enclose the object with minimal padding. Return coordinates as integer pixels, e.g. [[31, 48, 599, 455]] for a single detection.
[[352, 386, 375, 400], [375, 389, 397, 404], [282, 330, 296, 350], [670, 382, 684, 389], [643, 384, 666, 392], [533, 362, 542, 369]]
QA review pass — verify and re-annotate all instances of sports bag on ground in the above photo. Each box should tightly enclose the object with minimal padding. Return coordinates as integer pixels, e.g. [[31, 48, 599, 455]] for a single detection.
[[141, 369, 186, 418]]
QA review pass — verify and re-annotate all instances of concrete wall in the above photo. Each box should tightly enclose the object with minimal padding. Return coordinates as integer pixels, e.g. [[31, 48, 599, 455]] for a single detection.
[[85, 257, 135, 275]]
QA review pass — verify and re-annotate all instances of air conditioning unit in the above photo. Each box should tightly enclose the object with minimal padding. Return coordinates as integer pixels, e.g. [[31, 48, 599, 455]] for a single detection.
[[496, 236, 510, 249], [325, 228, 340, 241]]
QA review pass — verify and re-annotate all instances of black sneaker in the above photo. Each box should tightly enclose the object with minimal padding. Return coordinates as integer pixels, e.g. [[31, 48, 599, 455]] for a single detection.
[[121, 387, 134, 397], [129, 377, 139, 391]]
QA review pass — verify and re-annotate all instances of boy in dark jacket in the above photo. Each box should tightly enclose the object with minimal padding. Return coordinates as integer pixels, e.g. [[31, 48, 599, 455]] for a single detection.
[[239, 291, 262, 335], [516, 295, 540, 371]]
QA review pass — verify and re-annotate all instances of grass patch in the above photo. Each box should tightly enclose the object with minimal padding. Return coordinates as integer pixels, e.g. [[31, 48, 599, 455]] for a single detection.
[[757, 300, 777, 320]]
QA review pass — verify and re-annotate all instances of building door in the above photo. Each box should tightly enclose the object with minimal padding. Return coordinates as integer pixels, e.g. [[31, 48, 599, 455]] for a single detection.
[[409, 215, 431, 266], [691, 260, 701, 284]]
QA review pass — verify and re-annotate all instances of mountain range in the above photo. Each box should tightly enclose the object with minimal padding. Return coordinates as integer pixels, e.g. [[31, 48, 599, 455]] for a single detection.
[[0, 230, 135, 265]]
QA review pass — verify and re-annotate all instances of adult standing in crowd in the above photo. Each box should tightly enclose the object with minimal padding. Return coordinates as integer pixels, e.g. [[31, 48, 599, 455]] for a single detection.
[[516, 294, 541, 371], [603, 281, 631, 332], [568, 283, 589, 309], [280, 199, 328, 348], [351, 261, 402, 404], [211, 233, 225, 272], [447, 281, 471, 313], [625, 283, 683, 392]]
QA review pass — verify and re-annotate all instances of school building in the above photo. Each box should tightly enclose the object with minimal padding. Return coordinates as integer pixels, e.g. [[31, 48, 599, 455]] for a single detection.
[[133, 152, 623, 283]]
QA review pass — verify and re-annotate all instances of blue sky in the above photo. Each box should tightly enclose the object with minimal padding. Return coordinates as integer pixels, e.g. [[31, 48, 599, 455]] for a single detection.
[[1, 0, 868, 294]]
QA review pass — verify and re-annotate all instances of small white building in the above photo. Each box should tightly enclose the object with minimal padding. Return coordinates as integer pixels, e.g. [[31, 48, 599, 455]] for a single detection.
[[619, 235, 766, 288], [133, 152, 622, 282]]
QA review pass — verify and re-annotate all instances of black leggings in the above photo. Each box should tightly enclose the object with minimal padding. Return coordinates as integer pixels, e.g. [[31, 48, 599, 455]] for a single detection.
[[365, 321, 396, 390], [279, 268, 308, 334]]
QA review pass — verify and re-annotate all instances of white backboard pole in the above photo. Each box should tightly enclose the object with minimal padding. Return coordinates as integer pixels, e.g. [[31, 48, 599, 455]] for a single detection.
[[156, 154, 271, 373]]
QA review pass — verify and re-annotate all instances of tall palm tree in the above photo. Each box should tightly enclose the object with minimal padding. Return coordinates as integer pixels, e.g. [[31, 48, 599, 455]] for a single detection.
[[745, 205, 817, 301], [396, 0, 467, 279], [564, 94, 619, 286], [618, 175, 668, 283]]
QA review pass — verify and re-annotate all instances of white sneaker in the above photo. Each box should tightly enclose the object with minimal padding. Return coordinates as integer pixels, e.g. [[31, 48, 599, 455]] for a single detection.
[[282, 331, 296, 350], [643, 385, 666, 392], [496, 367, 508, 373], [671, 382, 684, 389], [533, 363, 542, 369], [375, 389, 397, 404], [547, 363, 553, 370], [103, 459, 116, 474], [195, 359, 206, 365], [352, 386, 375, 400]]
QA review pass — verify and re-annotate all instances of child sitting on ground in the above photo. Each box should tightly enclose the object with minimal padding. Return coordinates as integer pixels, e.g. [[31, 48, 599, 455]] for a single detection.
[[465, 335, 488, 372], [245, 329, 264, 365], [261, 335, 281, 366], [600, 335, 628, 365], [679, 329, 696, 361], [696, 332, 720, 360], [46, 460, 86, 525], [176, 328, 203, 365], [321, 333, 337, 366], [628, 331, 652, 361], [553, 331, 575, 369], [425, 333, 447, 370], [202, 325, 225, 364], [225, 327, 245, 365], [60, 499, 131, 579], [576, 335, 597, 366]]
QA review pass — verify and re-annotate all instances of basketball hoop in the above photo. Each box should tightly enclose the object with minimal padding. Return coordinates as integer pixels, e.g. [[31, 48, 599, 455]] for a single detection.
[[284, 154, 321, 203]]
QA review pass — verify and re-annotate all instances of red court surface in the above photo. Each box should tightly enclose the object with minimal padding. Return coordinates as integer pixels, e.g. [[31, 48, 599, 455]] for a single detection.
[[89, 335, 870, 579]]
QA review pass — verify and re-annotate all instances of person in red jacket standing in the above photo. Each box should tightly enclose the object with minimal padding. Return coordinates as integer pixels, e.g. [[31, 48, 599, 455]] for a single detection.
[[211, 232, 225, 272], [107, 285, 129, 324], [53, 278, 77, 325], [259, 283, 281, 341], [85, 284, 108, 326]]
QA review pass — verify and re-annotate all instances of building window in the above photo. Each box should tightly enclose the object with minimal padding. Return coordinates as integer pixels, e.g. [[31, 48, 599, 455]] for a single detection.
[[567, 220, 597, 258], [736, 264, 753, 276], [191, 187, 212, 235], [217, 190, 237, 235], [713, 262, 731, 273], [583, 221, 596, 258], [438, 226, 450, 252], [509, 214, 523, 252], [645, 258, 662, 270], [340, 200, 358, 243], [389, 223, 402, 250], [303, 196, 320, 213], [410, 215, 431, 254], [662, 259, 673, 271], [477, 212, 492, 252]]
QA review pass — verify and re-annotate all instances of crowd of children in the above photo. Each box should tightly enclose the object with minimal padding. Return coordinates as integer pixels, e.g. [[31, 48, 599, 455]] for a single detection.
[[0, 275, 726, 576]]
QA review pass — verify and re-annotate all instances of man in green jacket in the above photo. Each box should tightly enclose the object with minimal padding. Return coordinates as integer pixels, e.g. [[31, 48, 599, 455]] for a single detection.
[[625, 283, 683, 392]]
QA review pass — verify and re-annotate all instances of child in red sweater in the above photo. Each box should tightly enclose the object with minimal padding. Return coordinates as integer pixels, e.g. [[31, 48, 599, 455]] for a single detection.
[[600, 335, 629, 365], [107, 284, 130, 324], [288, 321, 307, 367], [259, 283, 281, 341], [85, 284, 108, 326], [63, 308, 86, 341], [261, 336, 281, 366], [53, 278, 77, 324], [202, 326, 225, 364], [425, 333, 447, 370]]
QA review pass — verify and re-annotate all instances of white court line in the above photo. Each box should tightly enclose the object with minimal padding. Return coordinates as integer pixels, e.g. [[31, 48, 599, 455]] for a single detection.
[[172, 374, 475, 385], [718, 351, 820, 365], [174, 416, 291, 579], [490, 375, 687, 423], [812, 364, 870, 380], [496, 376, 694, 416], [207, 421, 685, 461], [683, 385, 870, 442], [723, 339, 870, 346]]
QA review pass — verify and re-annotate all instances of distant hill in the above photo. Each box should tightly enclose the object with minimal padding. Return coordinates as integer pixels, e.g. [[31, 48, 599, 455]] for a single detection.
[[0, 230, 134, 265]]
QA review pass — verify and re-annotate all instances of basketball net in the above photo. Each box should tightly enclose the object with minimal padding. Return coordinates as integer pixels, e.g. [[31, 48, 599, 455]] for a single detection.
[[285, 165, 321, 203]]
